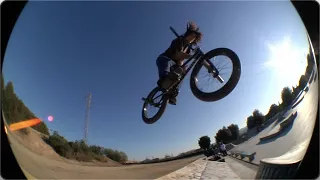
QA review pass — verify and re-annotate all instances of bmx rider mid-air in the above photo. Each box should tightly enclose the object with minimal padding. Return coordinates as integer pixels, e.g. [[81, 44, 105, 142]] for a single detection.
[[156, 21, 203, 105]]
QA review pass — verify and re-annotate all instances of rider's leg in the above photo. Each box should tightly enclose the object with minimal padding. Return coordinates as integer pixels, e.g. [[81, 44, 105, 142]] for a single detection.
[[156, 56, 178, 105], [166, 66, 184, 105], [170, 65, 184, 97], [156, 55, 175, 81]]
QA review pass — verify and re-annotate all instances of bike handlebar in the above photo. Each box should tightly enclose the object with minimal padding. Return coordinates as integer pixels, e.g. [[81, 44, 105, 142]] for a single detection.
[[170, 26, 179, 38]]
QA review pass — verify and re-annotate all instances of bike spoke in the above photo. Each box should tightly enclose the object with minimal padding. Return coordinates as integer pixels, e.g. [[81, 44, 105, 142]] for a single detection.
[[144, 91, 163, 118], [195, 55, 233, 93]]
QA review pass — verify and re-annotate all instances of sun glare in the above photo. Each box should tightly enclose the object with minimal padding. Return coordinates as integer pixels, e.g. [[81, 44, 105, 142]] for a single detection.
[[265, 36, 308, 87]]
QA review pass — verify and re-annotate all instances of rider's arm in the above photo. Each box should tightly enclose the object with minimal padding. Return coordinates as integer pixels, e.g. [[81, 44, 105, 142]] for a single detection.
[[176, 48, 190, 69], [173, 39, 192, 60], [174, 52, 192, 60]]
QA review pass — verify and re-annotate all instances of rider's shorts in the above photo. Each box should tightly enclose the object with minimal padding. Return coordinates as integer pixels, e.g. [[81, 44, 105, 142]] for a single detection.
[[156, 55, 176, 78]]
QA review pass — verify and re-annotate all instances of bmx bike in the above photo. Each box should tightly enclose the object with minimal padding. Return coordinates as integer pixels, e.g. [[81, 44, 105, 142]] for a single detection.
[[142, 26, 242, 124]]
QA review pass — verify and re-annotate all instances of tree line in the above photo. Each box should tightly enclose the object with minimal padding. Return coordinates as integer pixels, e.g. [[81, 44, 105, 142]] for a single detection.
[[198, 123, 240, 151], [1, 75, 128, 163], [46, 131, 128, 163], [1, 75, 50, 135]]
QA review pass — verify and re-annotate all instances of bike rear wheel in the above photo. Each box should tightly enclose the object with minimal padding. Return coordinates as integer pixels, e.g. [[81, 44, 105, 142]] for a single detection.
[[190, 48, 241, 102], [142, 87, 168, 124]]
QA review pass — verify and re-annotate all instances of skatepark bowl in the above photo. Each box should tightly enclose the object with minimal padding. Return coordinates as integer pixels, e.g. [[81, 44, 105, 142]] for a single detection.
[[2, 1, 319, 179]]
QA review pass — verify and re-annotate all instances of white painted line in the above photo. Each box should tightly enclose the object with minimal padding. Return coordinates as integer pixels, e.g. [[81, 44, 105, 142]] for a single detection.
[[156, 158, 207, 180]]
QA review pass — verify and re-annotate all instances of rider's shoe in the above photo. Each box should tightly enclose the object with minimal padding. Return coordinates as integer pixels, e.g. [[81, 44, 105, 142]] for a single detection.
[[157, 79, 167, 92], [169, 97, 177, 105]]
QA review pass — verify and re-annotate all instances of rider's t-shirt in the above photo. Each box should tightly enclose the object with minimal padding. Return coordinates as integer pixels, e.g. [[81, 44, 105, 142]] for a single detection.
[[161, 37, 190, 65]]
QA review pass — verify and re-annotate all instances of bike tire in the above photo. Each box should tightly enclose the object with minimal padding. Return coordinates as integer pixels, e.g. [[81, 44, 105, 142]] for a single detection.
[[142, 87, 168, 124], [190, 48, 241, 102]]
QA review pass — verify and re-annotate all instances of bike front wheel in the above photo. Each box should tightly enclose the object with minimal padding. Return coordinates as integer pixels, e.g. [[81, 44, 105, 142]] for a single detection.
[[142, 87, 168, 124], [190, 48, 241, 102]]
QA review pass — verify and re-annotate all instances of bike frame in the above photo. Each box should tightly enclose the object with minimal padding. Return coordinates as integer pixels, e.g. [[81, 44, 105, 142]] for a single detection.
[[149, 27, 217, 102], [149, 52, 203, 103]]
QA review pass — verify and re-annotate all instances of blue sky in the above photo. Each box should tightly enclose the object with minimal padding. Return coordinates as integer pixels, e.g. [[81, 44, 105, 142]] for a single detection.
[[3, 1, 310, 161]]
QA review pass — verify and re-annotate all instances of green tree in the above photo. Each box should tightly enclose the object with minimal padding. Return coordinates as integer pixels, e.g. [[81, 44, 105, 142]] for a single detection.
[[214, 135, 220, 143], [2, 80, 50, 135], [69, 141, 82, 155], [215, 126, 232, 144], [47, 131, 74, 158], [1, 74, 5, 104], [142, 157, 151, 163], [164, 154, 172, 159], [1, 74, 4, 90], [223, 126, 232, 137], [118, 151, 128, 163], [246, 109, 265, 129], [79, 140, 90, 154], [90, 145, 104, 156], [291, 85, 301, 98], [305, 48, 315, 79], [281, 87, 294, 107], [246, 115, 255, 129], [103, 148, 128, 163], [252, 109, 265, 126], [3, 81, 16, 124], [265, 103, 280, 120], [298, 75, 308, 89], [198, 136, 211, 150], [227, 124, 239, 140]]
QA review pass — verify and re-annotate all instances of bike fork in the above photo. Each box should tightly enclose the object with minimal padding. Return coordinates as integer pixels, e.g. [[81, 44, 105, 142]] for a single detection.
[[202, 59, 224, 84]]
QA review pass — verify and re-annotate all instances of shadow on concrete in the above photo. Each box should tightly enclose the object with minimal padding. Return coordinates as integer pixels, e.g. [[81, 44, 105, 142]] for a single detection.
[[256, 123, 293, 145], [270, 113, 288, 129], [208, 155, 225, 162], [257, 112, 297, 145]]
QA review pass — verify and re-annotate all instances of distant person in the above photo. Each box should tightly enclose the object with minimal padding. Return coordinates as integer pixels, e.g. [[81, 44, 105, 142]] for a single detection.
[[219, 142, 228, 156], [156, 21, 203, 105]]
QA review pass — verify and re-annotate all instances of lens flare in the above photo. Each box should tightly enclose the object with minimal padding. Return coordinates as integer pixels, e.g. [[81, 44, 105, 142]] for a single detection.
[[48, 116, 54, 122], [9, 119, 41, 131]]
